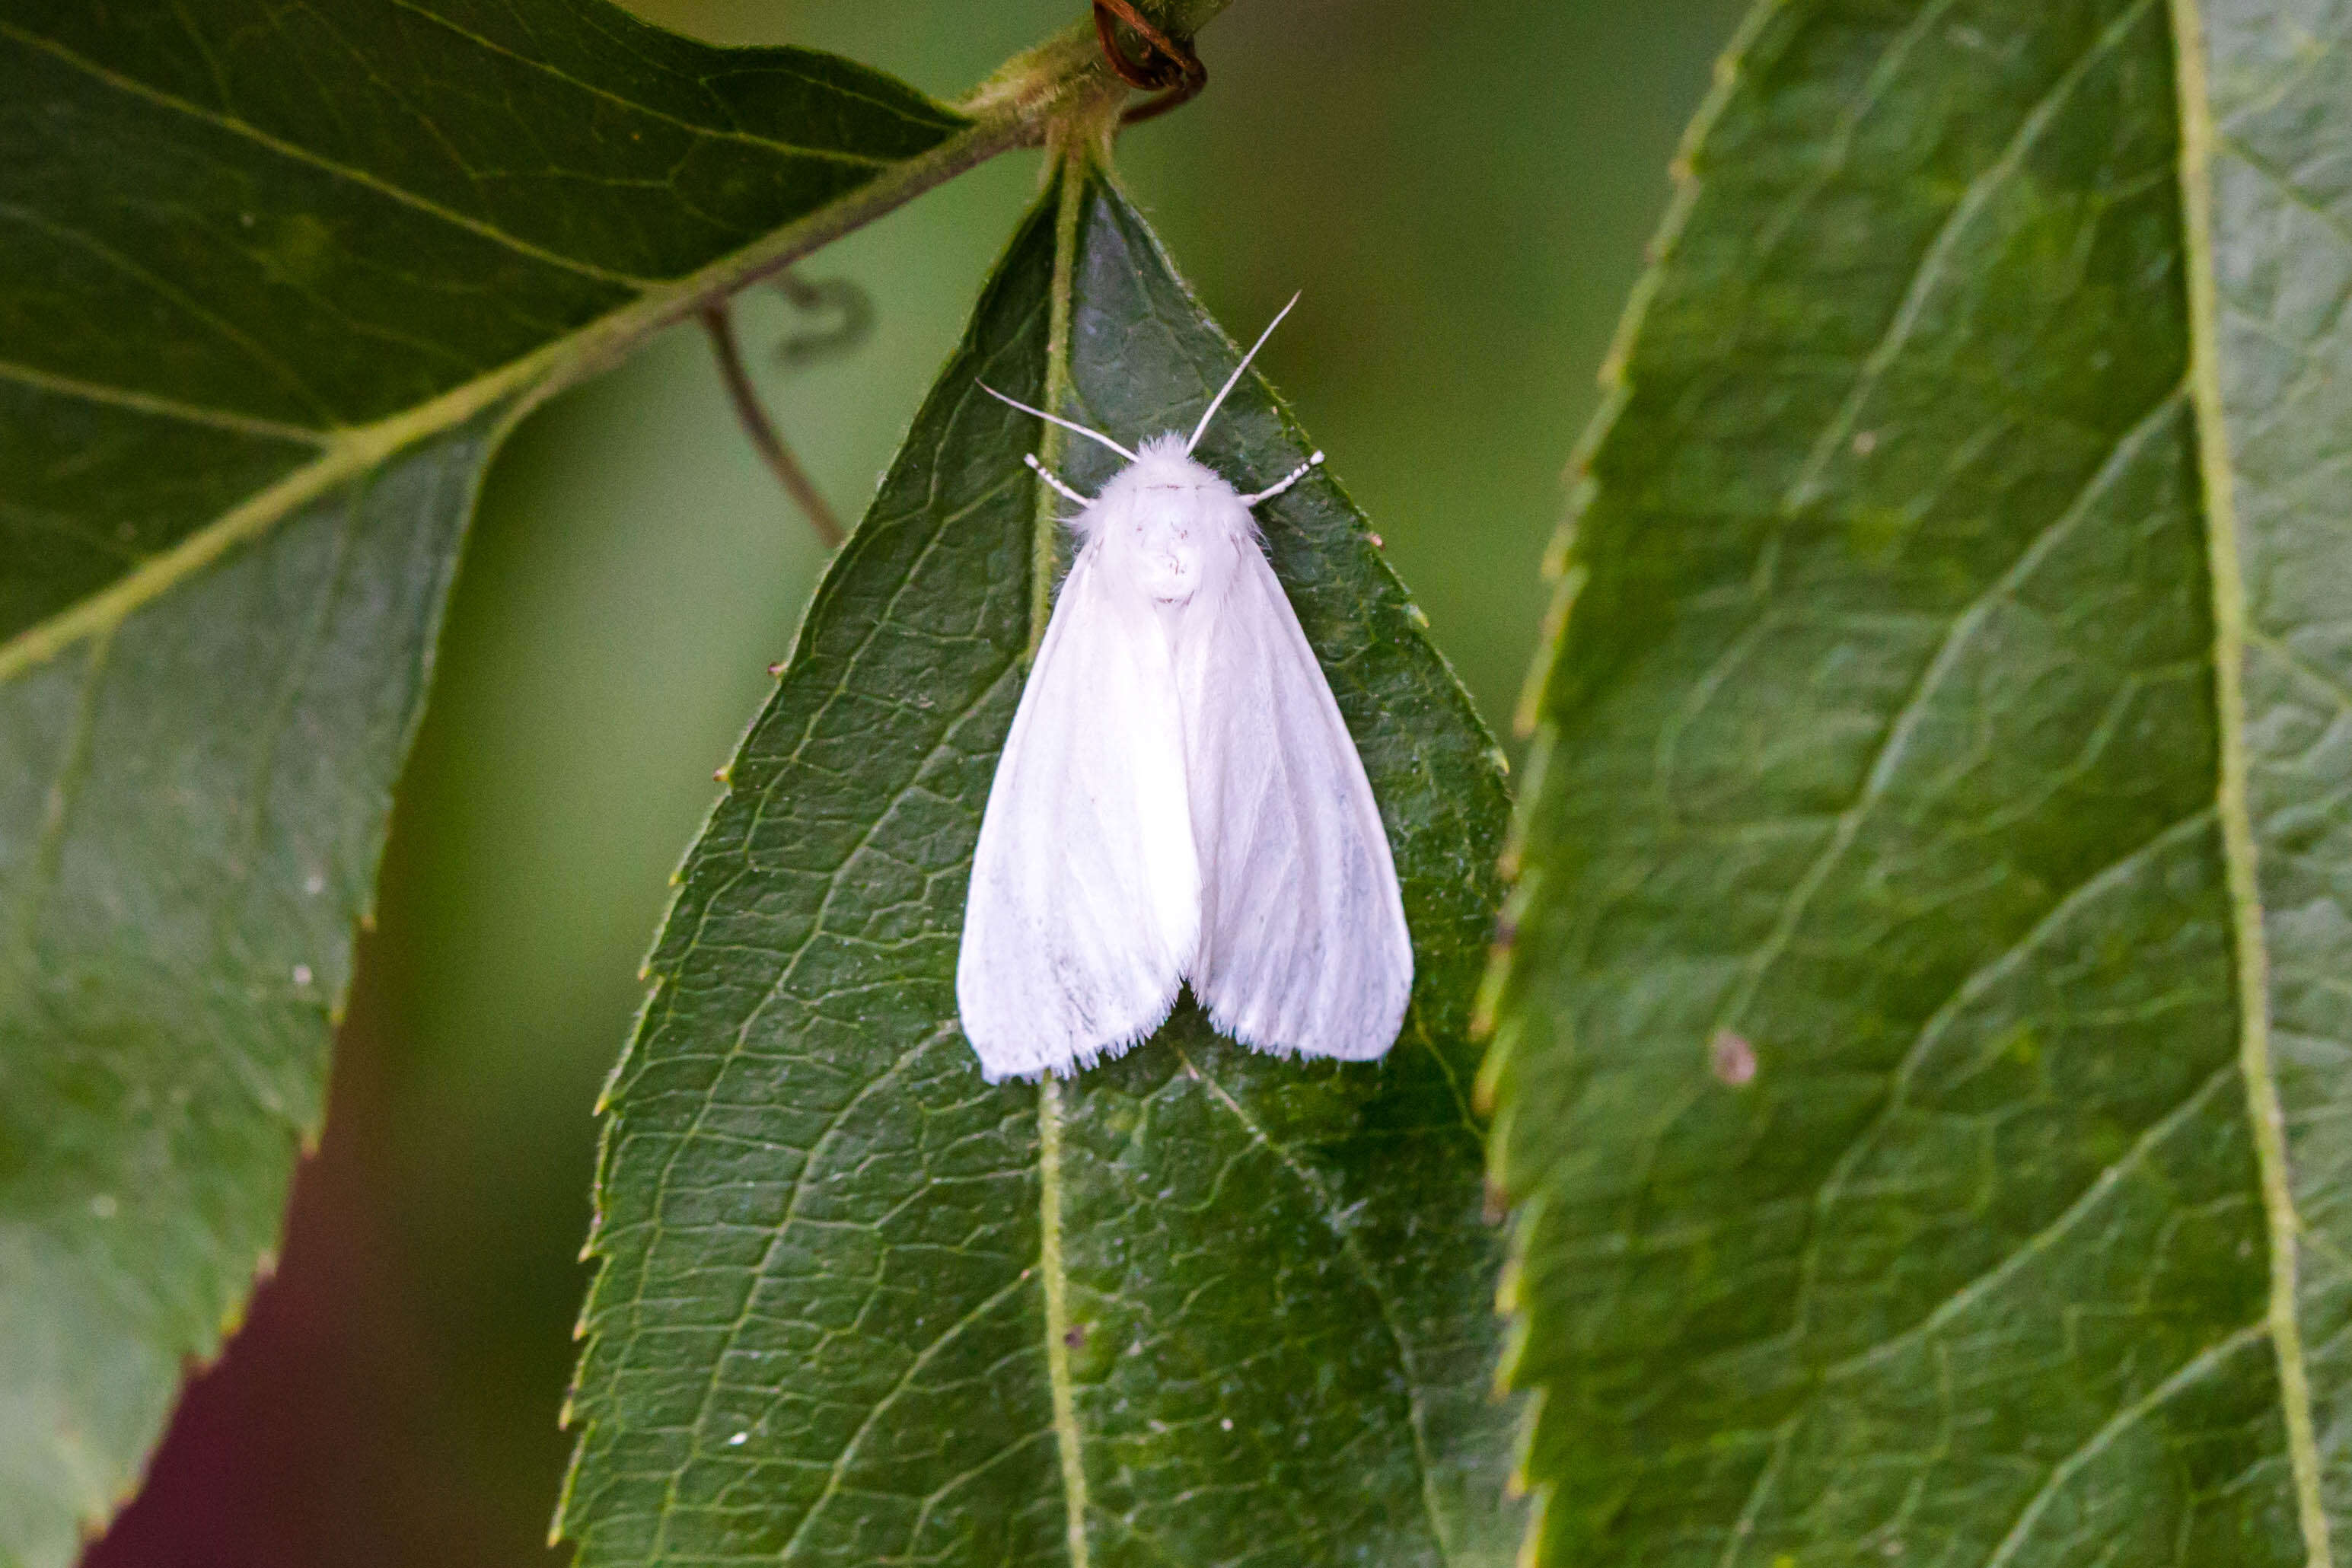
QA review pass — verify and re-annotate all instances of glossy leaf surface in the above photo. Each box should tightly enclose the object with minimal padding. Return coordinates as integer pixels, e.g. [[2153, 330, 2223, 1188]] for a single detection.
[[0, 5, 963, 1559], [560, 168, 1520, 1568], [1482, 1, 2352, 1563]]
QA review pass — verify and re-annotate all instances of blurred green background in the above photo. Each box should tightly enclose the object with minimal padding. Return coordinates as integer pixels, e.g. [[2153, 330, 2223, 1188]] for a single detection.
[[87, 4, 1742, 1563]]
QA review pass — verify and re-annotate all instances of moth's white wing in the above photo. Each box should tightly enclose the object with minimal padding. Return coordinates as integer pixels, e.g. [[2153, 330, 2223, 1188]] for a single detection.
[[1179, 540, 1412, 1060], [958, 547, 1198, 1081]]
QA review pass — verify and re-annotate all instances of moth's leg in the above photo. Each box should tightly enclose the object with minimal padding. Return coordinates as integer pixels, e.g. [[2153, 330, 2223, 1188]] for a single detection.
[[1025, 452, 1095, 506], [1240, 451, 1324, 506]]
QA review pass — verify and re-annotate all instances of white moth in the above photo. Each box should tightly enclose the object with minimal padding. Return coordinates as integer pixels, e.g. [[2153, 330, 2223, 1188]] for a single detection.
[[956, 298, 1413, 1082]]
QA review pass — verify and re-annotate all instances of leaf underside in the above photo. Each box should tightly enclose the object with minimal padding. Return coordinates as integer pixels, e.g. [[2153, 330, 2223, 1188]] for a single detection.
[[0, 2, 962, 1559], [559, 170, 1522, 1568], [1483, 1, 2352, 1565]]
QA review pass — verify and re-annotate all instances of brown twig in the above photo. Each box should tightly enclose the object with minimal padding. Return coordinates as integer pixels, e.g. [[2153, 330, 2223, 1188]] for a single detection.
[[700, 301, 846, 550], [1092, 0, 1206, 123]]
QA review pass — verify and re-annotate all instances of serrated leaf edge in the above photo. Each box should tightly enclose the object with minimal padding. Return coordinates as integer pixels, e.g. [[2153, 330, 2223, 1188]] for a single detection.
[[1484, 2, 2345, 1564]]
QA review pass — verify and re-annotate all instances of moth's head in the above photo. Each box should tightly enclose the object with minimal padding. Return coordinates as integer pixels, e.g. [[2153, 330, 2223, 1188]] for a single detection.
[[1101, 439, 1245, 524], [1126, 434, 1223, 489], [1092, 440, 1248, 604]]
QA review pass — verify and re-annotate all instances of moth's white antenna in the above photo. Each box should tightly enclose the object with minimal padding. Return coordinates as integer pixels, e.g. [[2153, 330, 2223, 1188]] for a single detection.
[[1025, 453, 1094, 506], [1186, 292, 1300, 456], [978, 384, 1136, 463], [1240, 451, 1324, 506]]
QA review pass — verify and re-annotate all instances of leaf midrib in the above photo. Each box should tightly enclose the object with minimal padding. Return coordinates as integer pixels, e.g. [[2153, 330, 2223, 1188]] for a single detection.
[[2169, 2, 2331, 1565], [1034, 142, 1095, 1568], [1019, 154, 1466, 1567]]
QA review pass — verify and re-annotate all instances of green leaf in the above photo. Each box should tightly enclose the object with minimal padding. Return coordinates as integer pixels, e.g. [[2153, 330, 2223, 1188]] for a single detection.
[[559, 163, 1521, 1567], [1481, 1, 2352, 1564], [0, 5, 993, 1559]]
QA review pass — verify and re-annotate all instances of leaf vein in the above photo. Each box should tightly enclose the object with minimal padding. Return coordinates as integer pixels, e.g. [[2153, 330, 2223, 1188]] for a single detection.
[[2, 626, 115, 990], [1780, 0, 2165, 512], [658, 1024, 948, 1544], [773, 1271, 1033, 1560], [202, 476, 368, 1126], [0, 196, 339, 422], [1820, 1058, 2239, 1382], [0, 357, 329, 444], [1716, 384, 2188, 1036], [2216, 132, 2352, 266], [1172, 1045, 1455, 1564], [1979, 1321, 2268, 1567], [1745, 0, 1967, 264], [0, 19, 655, 289], [384, 0, 934, 166], [1712, 1416, 1800, 1568], [2249, 630, 2352, 717]]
